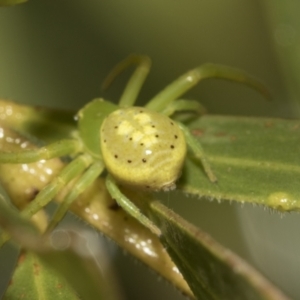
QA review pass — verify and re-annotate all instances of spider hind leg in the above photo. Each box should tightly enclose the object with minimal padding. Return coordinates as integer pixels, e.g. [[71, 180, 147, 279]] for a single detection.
[[105, 175, 161, 236], [178, 122, 217, 183]]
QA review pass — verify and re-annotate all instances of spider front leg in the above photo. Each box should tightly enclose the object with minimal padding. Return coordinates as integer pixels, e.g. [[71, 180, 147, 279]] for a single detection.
[[0, 138, 91, 219], [46, 161, 104, 233], [146, 63, 270, 113], [0, 139, 81, 163], [143, 63, 270, 183], [105, 175, 161, 236], [21, 154, 93, 219], [161, 99, 207, 118]]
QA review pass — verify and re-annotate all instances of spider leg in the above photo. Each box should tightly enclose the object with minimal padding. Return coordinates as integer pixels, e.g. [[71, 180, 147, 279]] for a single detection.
[[102, 54, 151, 107], [161, 99, 207, 117], [177, 122, 217, 183], [21, 154, 93, 219], [105, 175, 161, 236], [146, 63, 270, 112], [0, 139, 81, 163], [46, 161, 104, 233]]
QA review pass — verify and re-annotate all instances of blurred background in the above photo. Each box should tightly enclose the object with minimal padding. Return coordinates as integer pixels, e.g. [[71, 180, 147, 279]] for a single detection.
[[0, 0, 299, 299]]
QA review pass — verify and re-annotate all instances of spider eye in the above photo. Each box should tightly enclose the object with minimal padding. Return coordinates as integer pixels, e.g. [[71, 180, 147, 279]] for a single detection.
[[100, 107, 186, 191]]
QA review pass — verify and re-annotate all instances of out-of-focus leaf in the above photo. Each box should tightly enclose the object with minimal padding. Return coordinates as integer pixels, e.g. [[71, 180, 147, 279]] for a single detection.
[[0, 100, 75, 143], [4, 252, 79, 300], [149, 201, 290, 300], [0, 0, 26, 6], [0, 183, 40, 246], [38, 230, 121, 300], [0, 195, 121, 300], [263, 1, 300, 115], [178, 115, 300, 211]]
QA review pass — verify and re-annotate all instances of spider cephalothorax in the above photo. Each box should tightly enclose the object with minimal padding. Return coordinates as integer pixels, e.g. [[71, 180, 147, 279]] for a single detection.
[[0, 54, 269, 236]]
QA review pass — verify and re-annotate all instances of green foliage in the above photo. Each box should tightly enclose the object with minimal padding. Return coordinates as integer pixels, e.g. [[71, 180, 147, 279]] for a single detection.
[[0, 100, 294, 299], [4, 252, 79, 300], [179, 115, 300, 211], [150, 201, 289, 300], [0, 188, 120, 300]]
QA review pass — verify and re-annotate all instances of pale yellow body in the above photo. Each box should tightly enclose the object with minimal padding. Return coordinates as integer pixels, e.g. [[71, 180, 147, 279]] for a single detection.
[[100, 107, 187, 191]]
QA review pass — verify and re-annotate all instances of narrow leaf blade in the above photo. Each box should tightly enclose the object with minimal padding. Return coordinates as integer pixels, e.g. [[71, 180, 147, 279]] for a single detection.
[[4, 252, 79, 300], [150, 201, 290, 300], [179, 115, 300, 211]]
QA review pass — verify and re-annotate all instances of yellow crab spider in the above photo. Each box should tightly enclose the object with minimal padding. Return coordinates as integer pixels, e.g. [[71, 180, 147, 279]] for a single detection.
[[0, 54, 269, 236]]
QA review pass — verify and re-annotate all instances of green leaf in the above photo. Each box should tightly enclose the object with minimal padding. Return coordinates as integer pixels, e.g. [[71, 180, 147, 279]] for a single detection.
[[0, 100, 294, 299], [0, 194, 121, 300], [0, 168, 290, 300], [149, 201, 290, 300], [179, 115, 300, 211], [0, 182, 40, 246], [0, 120, 193, 298], [2, 100, 299, 211], [69, 181, 194, 298], [4, 251, 79, 300], [38, 231, 121, 300], [0, 100, 76, 143], [0, 0, 26, 6]]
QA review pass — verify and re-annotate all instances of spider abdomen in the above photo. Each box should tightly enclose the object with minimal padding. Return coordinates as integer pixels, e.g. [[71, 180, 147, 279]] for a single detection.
[[100, 107, 186, 191]]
